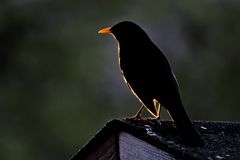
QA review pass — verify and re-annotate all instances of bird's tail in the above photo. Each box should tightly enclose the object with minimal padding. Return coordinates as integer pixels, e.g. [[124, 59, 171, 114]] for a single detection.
[[168, 105, 204, 147]]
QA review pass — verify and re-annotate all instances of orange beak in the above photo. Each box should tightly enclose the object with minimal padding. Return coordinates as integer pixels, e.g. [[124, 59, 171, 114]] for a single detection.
[[98, 27, 112, 34]]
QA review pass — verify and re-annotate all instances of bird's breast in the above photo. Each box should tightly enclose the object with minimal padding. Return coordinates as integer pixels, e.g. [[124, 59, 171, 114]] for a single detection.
[[118, 49, 150, 82]]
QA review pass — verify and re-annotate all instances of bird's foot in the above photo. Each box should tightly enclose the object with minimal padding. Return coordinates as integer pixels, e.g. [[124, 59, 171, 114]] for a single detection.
[[125, 114, 143, 121], [147, 116, 161, 124], [125, 105, 145, 121]]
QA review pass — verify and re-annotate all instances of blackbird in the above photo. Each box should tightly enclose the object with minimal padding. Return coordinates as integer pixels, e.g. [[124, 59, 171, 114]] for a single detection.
[[98, 21, 204, 146]]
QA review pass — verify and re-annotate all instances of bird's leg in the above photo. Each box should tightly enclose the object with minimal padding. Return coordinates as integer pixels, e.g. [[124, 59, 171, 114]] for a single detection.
[[126, 105, 144, 120], [135, 105, 144, 118], [157, 104, 161, 120], [147, 102, 161, 121]]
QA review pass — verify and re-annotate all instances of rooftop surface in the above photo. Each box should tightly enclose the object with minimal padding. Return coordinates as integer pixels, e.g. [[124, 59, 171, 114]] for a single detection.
[[71, 119, 240, 160]]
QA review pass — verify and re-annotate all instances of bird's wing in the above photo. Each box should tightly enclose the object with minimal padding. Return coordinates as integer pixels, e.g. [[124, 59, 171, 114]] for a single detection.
[[146, 44, 183, 109]]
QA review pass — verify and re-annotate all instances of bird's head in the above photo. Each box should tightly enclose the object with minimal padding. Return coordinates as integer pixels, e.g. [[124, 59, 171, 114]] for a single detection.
[[98, 21, 150, 45]]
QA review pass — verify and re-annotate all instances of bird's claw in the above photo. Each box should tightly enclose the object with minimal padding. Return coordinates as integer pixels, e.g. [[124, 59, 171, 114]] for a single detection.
[[125, 114, 142, 121]]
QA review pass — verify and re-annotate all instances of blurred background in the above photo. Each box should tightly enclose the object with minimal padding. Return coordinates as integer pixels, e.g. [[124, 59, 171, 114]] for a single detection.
[[0, 0, 239, 159]]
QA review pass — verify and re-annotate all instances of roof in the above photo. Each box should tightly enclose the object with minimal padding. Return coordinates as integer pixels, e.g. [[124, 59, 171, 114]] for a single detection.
[[71, 119, 240, 160]]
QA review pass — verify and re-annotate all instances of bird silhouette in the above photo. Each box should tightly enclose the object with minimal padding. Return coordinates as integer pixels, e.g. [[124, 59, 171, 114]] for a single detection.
[[98, 21, 204, 146]]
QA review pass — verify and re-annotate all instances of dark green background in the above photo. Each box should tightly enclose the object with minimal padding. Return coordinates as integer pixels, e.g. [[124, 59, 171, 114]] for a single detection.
[[0, 1, 239, 159]]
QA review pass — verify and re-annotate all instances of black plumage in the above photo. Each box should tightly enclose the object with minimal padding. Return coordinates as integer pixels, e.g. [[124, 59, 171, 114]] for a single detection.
[[98, 21, 204, 146]]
